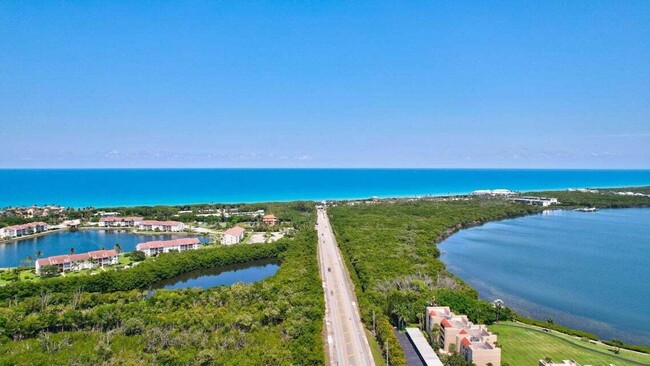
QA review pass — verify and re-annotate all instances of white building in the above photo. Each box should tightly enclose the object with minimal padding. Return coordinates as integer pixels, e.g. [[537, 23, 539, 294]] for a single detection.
[[137, 220, 186, 232], [98, 216, 143, 227], [1, 222, 48, 238], [136, 237, 201, 256], [513, 196, 558, 207], [35, 249, 118, 275], [221, 226, 245, 245]]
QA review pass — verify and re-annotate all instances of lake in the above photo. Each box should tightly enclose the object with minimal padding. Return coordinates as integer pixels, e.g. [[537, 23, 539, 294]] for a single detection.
[[150, 259, 280, 291], [1, 169, 649, 207], [0, 229, 209, 268], [439, 208, 650, 345]]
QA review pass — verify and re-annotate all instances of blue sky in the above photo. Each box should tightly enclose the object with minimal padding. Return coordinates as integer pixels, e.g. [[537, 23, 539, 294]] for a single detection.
[[1, 1, 649, 168]]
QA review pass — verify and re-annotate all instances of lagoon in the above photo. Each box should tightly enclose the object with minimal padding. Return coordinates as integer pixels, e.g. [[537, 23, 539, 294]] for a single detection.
[[0, 230, 208, 268], [150, 259, 280, 291], [439, 208, 650, 345]]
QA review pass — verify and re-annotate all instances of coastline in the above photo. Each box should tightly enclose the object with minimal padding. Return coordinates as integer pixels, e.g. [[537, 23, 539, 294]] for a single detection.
[[2, 168, 650, 208]]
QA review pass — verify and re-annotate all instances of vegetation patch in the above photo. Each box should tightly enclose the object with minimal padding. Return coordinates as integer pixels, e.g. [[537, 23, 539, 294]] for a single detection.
[[0, 203, 324, 365]]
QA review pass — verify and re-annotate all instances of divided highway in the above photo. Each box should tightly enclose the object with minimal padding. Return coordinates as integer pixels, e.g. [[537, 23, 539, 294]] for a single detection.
[[317, 207, 375, 366]]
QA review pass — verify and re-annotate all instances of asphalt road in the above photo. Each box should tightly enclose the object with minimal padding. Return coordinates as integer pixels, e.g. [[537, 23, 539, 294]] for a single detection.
[[317, 207, 375, 366]]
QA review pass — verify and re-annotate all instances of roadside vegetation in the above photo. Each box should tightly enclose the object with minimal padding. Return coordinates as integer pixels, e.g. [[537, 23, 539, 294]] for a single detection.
[[0, 202, 324, 365], [329, 198, 537, 365], [327, 189, 650, 364]]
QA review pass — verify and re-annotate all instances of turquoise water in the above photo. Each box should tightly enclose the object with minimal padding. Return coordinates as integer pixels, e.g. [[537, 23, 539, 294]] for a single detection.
[[150, 259, 280, 291], [439, 208, 650, 345], [0, 230, 208, 268], [1, 169, 650, 208]]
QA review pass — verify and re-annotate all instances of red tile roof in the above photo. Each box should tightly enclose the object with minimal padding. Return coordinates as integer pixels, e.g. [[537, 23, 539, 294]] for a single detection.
[[36, 250, 117, 266], [440, 319, 453, 328], [461, 337, 472, 347], [140, 220, 183, 226], [224, 226, 245, 236], [459, 329, 468, 334], [3, 222, 48, 231], [136, 237, 200, 250], [99, 216, 143, 222]]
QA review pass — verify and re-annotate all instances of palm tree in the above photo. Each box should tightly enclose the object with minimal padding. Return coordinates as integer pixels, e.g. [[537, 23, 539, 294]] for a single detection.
[[493, 299, 504, 322], [610, 339, 624, 354], [20, 255, 34, 268], [114, 243, 122, 254], [69, 247, 75, 255]]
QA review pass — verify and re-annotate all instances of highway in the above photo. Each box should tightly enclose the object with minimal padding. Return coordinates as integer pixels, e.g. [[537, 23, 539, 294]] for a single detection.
[[317, 207, 375, 366]]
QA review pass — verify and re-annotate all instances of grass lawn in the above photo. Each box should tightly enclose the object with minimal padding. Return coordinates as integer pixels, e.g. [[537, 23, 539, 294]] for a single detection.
[[19, 270, 39, 281], [492, 321, 650, 366], [118, 253, 133, 266], [365, 329, 387, 366]]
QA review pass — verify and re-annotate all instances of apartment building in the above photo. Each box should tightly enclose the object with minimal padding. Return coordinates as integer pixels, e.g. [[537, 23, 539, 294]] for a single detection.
[[426, 306, 501, 366], [136, 237, 201, 256]]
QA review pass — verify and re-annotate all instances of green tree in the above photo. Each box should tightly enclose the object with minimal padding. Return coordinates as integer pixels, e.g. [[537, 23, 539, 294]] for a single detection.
[[610, 339, 624, 354], [39, 265, 59, 278]]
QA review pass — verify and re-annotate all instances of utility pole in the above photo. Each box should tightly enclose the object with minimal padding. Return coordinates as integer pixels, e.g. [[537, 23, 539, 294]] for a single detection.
[[373, 310, 376, 336], [385, 341, 389, 366]]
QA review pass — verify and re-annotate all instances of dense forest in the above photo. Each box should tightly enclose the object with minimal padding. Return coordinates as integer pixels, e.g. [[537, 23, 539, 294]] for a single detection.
[[327, 189, 650, 365], [0, 203, 324, 365], [328, 199, 536, 365]]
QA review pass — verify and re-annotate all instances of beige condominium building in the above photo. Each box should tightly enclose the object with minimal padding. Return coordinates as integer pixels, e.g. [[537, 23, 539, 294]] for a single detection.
[[426, 306, 501, 366]]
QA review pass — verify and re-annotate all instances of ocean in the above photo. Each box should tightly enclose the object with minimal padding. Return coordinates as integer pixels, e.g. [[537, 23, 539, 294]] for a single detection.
[[1, 169, 650, 208], [439, 208, 650, 345]]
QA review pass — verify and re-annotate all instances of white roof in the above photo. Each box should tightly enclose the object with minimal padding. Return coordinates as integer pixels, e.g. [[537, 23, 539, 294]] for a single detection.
[[405, 328, 444, 366]]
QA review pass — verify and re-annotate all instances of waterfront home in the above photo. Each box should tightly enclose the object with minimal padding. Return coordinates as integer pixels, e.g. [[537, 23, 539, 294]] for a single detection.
[[137, 220, 185, 232], [1, 222, 49, 238], [222, 226, 246, 245], [539, 360, 580, 366], [35, 249, 118, 275], [99, 216, 143, 227], [426, 306, 501, 366], [262, 214, 279, 225], [512, 196, 558, 207], [136, 237, 201, 256]]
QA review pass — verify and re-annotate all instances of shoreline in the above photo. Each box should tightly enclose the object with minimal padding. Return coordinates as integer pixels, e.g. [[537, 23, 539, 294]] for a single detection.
[[0, 227, 68, 244], [434, 206, 650, 351], [0, 226, 201, 245]]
